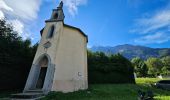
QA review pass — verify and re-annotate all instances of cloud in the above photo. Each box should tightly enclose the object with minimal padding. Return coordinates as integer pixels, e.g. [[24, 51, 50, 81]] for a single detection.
[[2, 0, 41, 21], [0, 0, 41, 39], [134, 32, 170, 44], [0, 11, 5, 19], [131, 3, 170, 44], [0, 0, 13, 19], [0, 0, 13, 11], [61, 0, 87, 16], [7, 19, 24, 35], [134, 9, 170, 34], [0, 0, 87, 40]]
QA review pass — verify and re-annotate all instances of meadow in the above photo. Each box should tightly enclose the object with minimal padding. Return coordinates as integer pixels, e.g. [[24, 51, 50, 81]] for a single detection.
[[42, 78, 170, 100], [0, 78, 169, 100]]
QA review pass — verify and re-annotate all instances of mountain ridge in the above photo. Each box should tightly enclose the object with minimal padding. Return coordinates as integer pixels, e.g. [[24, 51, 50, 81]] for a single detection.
[[90, 44, 170, 60]]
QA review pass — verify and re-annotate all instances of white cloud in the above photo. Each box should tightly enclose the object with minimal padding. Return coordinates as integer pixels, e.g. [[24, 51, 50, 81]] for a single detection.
[[7, 19, 24, 35], [61, 0, 87, 16], [131, 4, 170, 44], [0, 0, 41, 39], [42, 0, 87, 16], [0, 0, 87, 40], [0, 0, 13, 19], [134, 9, 170, 34], [0, 0, 13, 11], [2, 0, 41, 21], [134, 32, 170, 44], [0, 11, 5, 19]]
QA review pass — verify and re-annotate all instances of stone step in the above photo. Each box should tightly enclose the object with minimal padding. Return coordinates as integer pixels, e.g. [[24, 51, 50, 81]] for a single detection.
[[10, 96, 45, 100], [11, 92, 44, 99], [25, 89, 43, 93]]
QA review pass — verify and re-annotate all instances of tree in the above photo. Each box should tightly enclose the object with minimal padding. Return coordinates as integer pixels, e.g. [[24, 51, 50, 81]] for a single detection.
[[131, 57, 148, 77], [146, 57, 163, 76], [161, 56, 170, 75], [88, 51, 135, 84], [0, 19, 37, 90]]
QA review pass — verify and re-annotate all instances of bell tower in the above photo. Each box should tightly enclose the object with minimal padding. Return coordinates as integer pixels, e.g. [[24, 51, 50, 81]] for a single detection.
[[46, 1, 65, 22]]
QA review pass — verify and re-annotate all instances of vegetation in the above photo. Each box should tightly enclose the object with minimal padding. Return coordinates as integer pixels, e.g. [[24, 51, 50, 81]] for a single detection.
[[0, 19, 37, 90], [131, 56, 170, 77], [131, 57, 148, 77], [88, 51, 135, 84], [0, 19, 170, 100], [0, 19, 135, 91], [161, 56, 170, 75], [41, 78, 170, 100]]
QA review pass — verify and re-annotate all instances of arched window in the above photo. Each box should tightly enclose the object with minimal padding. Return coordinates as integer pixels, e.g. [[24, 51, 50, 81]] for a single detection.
[[53, 13, 58, 19], [47, 25, 55, 38]]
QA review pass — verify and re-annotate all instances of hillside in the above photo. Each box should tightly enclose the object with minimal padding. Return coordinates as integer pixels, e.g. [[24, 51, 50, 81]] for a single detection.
[[90, 44, 170, 60]]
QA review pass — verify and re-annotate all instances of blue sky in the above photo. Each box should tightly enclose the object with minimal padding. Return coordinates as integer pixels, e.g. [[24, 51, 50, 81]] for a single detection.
[[1, 0, 170, 48]]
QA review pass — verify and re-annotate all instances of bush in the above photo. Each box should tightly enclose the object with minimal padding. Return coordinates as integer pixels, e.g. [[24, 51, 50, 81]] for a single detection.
[[88, 51, 135, 84]]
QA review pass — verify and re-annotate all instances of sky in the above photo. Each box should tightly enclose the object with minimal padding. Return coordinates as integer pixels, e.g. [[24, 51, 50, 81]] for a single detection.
[[0, 0, 170, 48]]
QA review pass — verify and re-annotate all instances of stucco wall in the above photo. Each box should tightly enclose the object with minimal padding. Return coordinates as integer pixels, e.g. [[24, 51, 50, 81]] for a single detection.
[[25, 21, 88, 93], [24, 22, 63, 92], [32, 22, 63, 65], [51, 26, 88, 92]]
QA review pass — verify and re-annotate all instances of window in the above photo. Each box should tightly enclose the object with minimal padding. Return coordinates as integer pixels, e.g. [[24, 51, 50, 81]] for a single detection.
[[53, 13, 58, 19], [47, 25, 55, 38]]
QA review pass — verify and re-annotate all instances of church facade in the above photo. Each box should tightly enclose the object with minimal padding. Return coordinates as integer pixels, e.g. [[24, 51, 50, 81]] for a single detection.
[[23, 2, 88, 93]]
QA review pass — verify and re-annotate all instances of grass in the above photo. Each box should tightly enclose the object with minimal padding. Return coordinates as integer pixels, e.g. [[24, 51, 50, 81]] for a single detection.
[[42, 78, 170, 100], [0, 78, 169, 100]]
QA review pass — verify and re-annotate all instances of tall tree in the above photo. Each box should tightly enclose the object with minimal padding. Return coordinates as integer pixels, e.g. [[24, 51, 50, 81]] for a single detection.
[[146, 57, 163, 76], [131, 57, 148, 77], [161, 56, 170, 75]]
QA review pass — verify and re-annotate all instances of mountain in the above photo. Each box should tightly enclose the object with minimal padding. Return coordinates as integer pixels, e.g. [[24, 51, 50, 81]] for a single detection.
[[90, 44, 170, 60]]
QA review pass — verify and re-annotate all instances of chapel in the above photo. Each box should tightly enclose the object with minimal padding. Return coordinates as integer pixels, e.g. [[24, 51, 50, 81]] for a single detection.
[[23, 1, 88, 93]]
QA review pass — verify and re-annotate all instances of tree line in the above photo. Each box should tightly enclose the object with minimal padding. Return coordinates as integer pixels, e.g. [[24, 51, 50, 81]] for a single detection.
[[131, 56, 170, 77], [88, 51, 135, 84]]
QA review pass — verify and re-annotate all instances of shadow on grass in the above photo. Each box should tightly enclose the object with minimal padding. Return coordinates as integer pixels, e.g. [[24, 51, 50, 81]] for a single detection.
[[0, 89, 21, 98], [135, 83, 170, 100]]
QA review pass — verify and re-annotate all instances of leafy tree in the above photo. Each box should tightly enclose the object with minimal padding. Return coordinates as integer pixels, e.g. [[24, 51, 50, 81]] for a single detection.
[[131, 57, 148, 77], [146, 57, 163, 76], [161, 56, 170, 75], [0, 19, 37, 90]]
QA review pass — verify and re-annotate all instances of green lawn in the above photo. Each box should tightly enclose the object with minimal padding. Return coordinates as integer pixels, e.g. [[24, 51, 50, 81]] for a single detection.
[[0, 78, 169, 100], [42, 78, 170, 100]]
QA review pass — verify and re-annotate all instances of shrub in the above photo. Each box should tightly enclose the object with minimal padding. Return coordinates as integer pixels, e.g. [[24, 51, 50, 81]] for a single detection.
[[88, 51, 135, 84]]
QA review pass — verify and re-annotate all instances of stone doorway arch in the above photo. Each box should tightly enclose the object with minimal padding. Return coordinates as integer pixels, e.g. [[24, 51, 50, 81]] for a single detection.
[[24, 54, 55, 93], [36, 56, 48, 89]]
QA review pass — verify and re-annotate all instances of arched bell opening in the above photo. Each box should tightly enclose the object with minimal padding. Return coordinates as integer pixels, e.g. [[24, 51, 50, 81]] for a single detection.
[[53, 13, 58, 19]]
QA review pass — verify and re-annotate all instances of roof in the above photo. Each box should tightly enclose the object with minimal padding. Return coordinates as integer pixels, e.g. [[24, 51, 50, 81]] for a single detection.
[[40, 28, 44, 36], [40, 23, 88, 42], [63, 24, 88, 37]]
